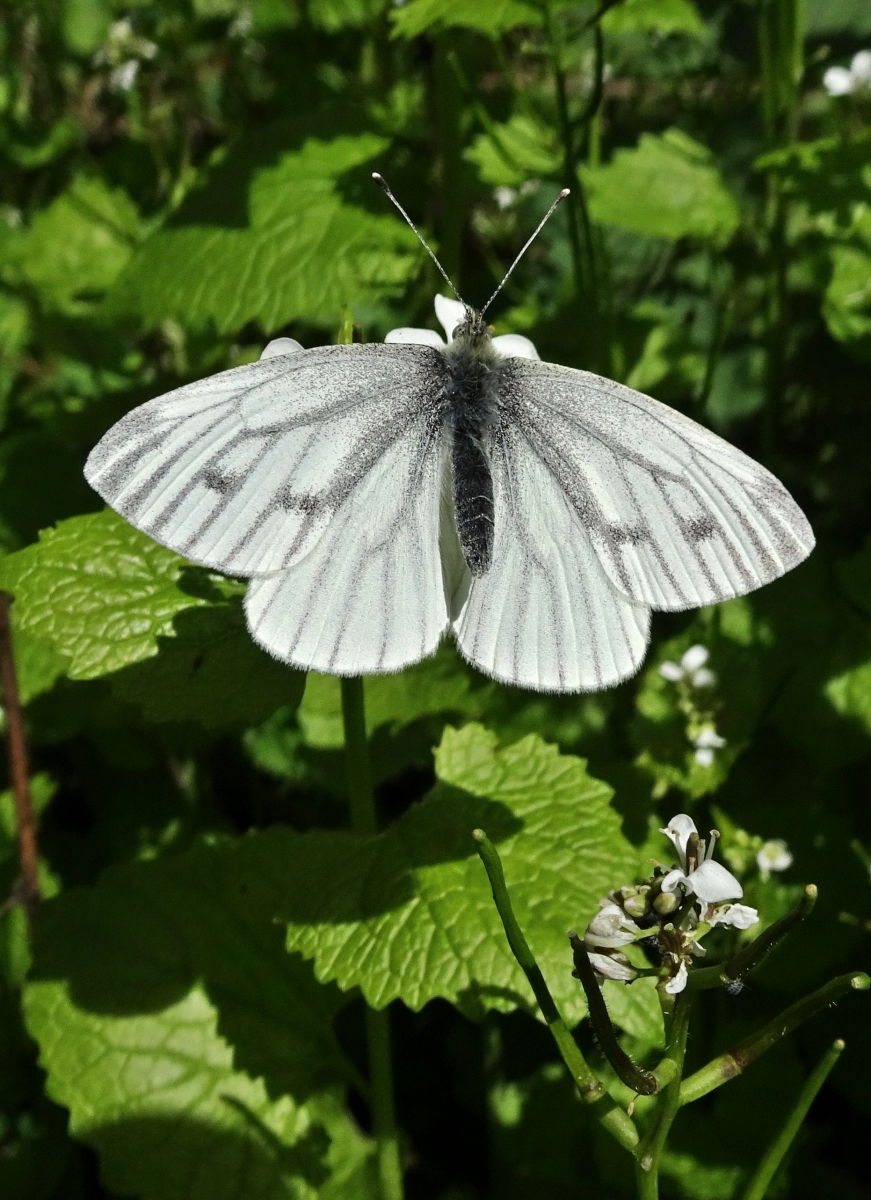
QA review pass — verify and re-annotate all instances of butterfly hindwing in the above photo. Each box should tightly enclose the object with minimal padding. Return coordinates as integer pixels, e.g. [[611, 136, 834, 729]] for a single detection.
[[451, 420, 651, 693]]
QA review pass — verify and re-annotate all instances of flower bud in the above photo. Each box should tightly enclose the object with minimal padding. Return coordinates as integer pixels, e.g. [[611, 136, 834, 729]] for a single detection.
[[654, 891, 679, 916]]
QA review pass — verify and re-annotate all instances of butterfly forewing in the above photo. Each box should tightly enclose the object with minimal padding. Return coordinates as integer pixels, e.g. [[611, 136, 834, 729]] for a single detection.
[[85, 345, 444, 578], [503, 361, 814, 612]]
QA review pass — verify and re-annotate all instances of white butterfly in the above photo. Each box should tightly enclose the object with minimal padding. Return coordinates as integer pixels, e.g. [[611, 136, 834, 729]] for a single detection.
[[84, 182, 813, 693]]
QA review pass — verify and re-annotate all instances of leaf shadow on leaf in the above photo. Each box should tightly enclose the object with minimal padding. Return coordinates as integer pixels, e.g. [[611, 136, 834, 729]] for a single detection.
[[106, 600, 305, 731], [271, 787, 523, 926], [28, 838, 353, 1102], [81, 1112, 333, 1200]]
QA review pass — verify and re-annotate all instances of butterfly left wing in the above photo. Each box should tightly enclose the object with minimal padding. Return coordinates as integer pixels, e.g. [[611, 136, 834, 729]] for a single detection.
[[494, 360, 814, 612]]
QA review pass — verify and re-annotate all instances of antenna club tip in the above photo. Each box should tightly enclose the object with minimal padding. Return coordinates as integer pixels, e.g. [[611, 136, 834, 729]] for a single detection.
[[559, 188, 571, 199], [372, 172, 388, 189]]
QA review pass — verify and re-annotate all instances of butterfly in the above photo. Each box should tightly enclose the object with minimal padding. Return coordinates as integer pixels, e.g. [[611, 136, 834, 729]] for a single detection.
[[85, 182, 814, 693]]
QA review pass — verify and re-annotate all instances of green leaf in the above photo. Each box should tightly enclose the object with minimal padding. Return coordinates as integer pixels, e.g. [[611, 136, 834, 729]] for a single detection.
[[110, 132, 420, 335], [310, 0, 390, 31], [464, 115, 561, 188], [0, 510, 208, 680], [111, 602, 305, 730], [805, 0, 871, 34], [390, 0, 539, 39], [583, 130, 740, 244], [602, 0, 705, 36], [280, 723, 657, 1032], [18, 177, 141, 315], [24, 840, 373, 1200], [62, 0, 112, 54], [824, 238, 871, 348]]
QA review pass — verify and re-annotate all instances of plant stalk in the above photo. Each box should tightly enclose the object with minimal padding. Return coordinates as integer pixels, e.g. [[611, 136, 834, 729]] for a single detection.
[[741, 1039, 845, 1200], [0, 591, 40, 928], [341, 676, 403, 1200], [680, 972, 869, 1106], [473, 829, 638, 1153], [635, 989, 691, 1199]]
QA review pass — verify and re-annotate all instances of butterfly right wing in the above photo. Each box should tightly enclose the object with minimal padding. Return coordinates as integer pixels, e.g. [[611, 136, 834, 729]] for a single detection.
[[85, 344, 444, 577], [450, 419, 651, 693]]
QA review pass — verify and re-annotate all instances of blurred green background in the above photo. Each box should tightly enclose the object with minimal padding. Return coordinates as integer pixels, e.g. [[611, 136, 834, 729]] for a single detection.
[[0, 1, 870, 1198]]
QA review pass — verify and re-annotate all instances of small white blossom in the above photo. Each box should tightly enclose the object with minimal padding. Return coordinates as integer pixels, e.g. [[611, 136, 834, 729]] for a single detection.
[[385, 295, 540, 361], [824, 50, 871, 96], [708, 903, 760, 931], [494, 186, 517, 210], [665, 961, 688, 994], [584, 902, 642, 948], [660, 814, 743, 903], [756, 839, 792, 876], [659, 644, 716, 689], [692, 724, 726, 766], [110, 60, 139, 91], [587, 950, 637, 982]]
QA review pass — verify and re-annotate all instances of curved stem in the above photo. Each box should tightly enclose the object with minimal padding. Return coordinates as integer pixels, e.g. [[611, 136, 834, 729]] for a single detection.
[[473, 830, 638, 1153]]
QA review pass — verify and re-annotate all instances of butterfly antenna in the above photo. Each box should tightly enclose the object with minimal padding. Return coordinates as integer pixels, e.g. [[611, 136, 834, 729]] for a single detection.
[[372, 173, 465, 307], [480, 188, 570, 317]]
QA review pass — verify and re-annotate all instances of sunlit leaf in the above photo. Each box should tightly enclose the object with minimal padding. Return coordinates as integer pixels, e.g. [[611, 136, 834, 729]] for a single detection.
[[391, 0, 539, 38]]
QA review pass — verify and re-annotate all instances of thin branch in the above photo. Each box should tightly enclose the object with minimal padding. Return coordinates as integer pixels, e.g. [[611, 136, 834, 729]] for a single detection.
[[680, 972, 869, 1106], [473, 829, 639, 1153], [568, 932, 657, 1095], [741, 1039, 845, 1200], [0, 591, 40, 928]]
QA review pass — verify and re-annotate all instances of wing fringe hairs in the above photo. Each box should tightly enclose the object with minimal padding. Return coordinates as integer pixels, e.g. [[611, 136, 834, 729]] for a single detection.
[[85, 343, 813, 694]]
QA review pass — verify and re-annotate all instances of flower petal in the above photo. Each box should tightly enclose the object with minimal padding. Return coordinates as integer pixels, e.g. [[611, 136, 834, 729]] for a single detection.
[[492, 333, 540, 360], [756, 840, 792, 873], [660, 868, 689, 895], [680, 644, 709, 672], [660, 814, 697, 867], [709, 903, 759, 930], [384, 327, 446, 349], [587, 951, 637, 982], [823, 66, 854, 96], [260, 337, 304, 359], [658, 660, 684, 682], [665, 962, 688, 994], [687, 859, 743, 903], [435, 294, 466, 342]]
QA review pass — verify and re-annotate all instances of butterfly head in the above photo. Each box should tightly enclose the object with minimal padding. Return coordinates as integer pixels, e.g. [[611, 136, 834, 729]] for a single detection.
[[451, 307, 492, 350]]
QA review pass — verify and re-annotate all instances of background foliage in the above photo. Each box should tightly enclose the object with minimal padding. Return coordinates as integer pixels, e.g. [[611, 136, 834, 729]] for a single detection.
[[0, 0, 869, 1197]]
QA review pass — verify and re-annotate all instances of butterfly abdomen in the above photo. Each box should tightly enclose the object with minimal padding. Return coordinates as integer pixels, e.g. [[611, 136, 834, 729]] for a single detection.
[[441, 335, 506, 577]]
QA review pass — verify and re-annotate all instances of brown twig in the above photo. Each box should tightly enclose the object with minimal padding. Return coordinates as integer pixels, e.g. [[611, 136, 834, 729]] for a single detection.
[[0, 592, 40, 926]]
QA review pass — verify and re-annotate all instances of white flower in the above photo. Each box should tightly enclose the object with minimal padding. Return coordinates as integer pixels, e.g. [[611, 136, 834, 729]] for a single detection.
[[494, 186, 517, 210], [584, 902, 641, 948], [110, 60, 139, 91], [824, 50, 871, 96], [587, 950, 637, 982], [756, 839, 792, 875], [659, 644, 716, 688], [692, 724, 726, 766], [660, 814, 743, 903], [385, 295, 540, 360], [708, 903, 759, 931], [665, 961, 688, 994]]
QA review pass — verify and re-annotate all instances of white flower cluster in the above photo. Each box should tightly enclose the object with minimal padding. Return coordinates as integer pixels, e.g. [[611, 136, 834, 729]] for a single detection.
[[824, 51, 871, 97], [94, 19, 158, 93], [658, 645, 727, 766], [582, 813, 760, 995]]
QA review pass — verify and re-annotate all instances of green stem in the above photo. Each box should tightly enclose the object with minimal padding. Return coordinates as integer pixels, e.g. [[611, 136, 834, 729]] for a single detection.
[[635, 990, 691, 1200], [341, 677, 403, 1200], [473, 830, 638, 1153], [687, 884, 817, 992], [568, 932, 657, 1095], [741, 1039, 845, 1200], [680, 972, 869, 1106]]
